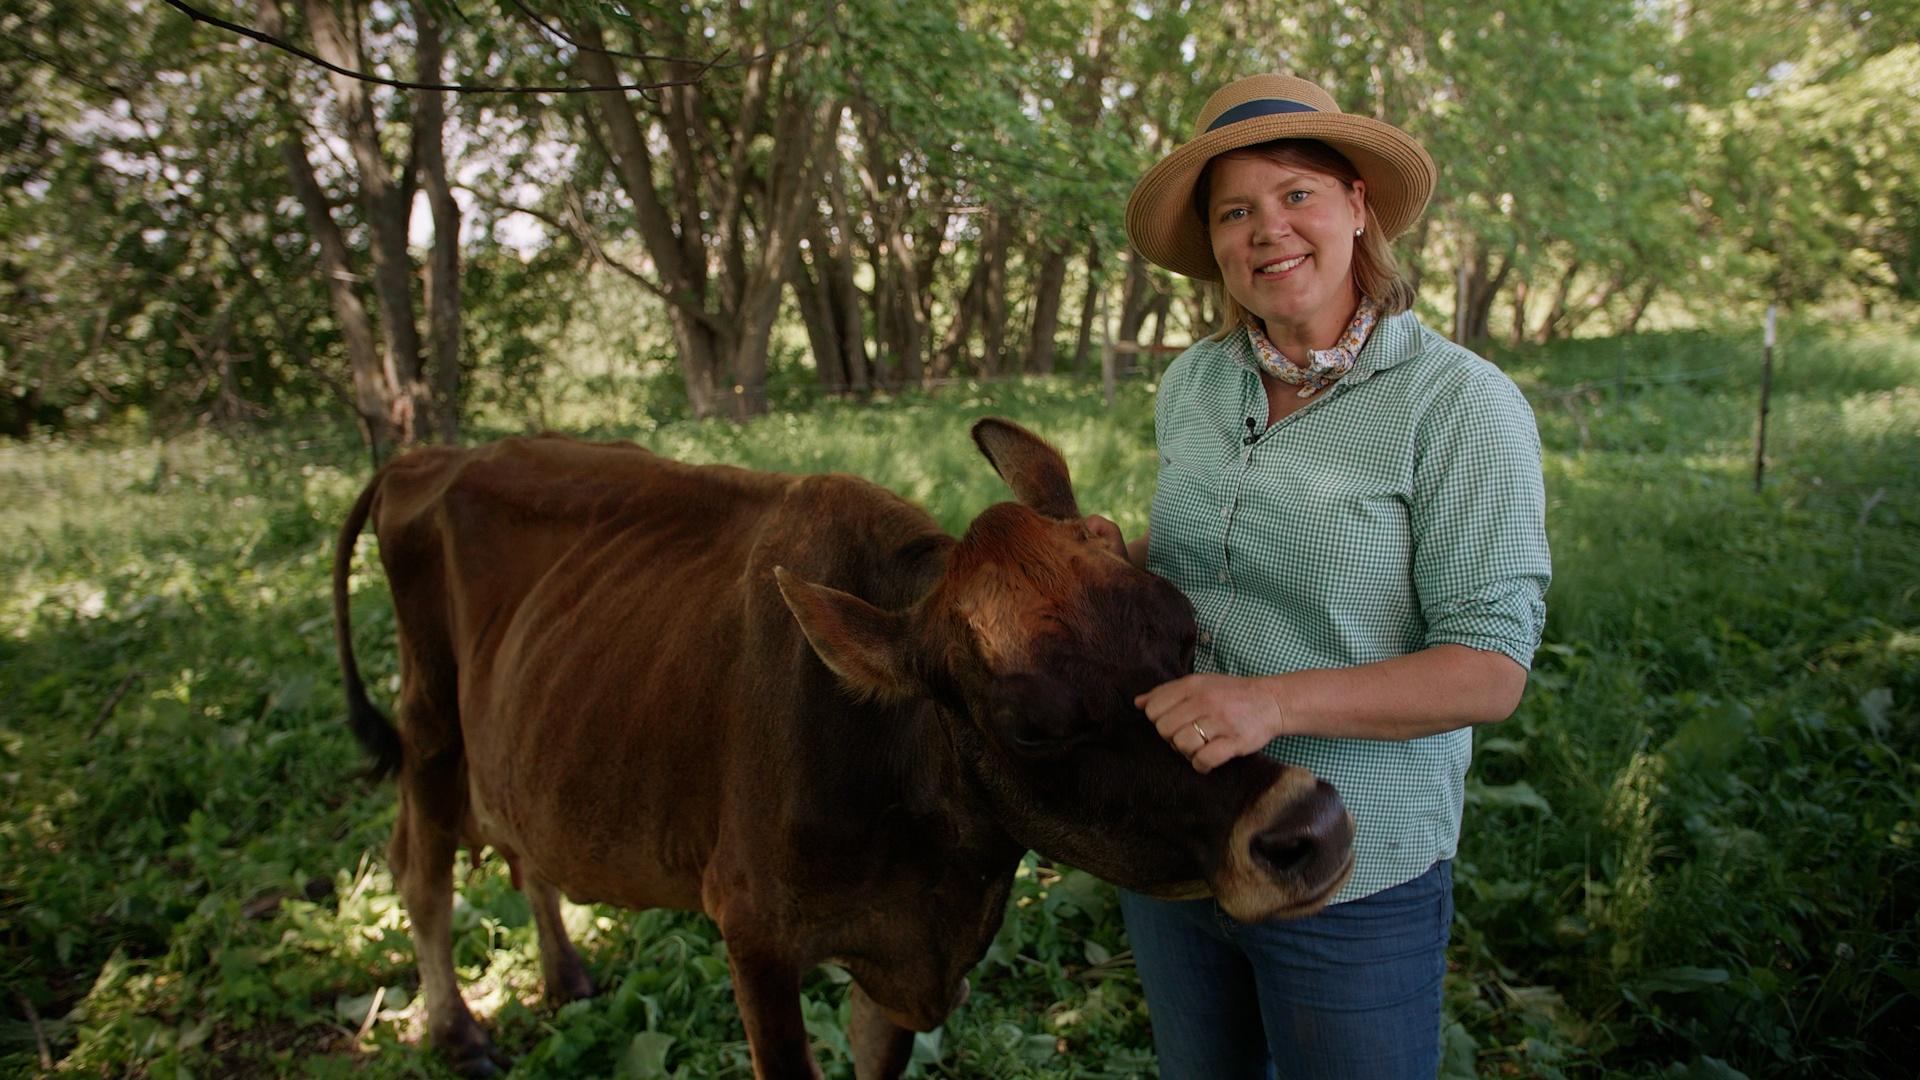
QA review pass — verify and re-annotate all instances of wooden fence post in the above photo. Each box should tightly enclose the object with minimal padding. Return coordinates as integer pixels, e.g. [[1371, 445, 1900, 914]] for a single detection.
[[1754, 304, 1776, 493]]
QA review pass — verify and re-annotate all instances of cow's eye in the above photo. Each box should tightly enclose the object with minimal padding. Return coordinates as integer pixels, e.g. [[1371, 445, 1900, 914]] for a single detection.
[[987, 674, 1088, 758]]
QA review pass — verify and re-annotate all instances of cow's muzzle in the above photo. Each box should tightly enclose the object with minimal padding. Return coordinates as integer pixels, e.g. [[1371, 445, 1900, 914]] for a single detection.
[[1214, 770, 1355, 922]]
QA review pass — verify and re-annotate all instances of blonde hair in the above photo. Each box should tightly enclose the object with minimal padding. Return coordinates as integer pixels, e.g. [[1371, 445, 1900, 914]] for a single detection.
[[1192, 140, 1416, 341]]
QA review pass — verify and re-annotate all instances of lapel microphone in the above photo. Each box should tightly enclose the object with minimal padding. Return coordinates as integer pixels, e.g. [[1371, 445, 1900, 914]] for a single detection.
[[1244, 417, 1260, 446]]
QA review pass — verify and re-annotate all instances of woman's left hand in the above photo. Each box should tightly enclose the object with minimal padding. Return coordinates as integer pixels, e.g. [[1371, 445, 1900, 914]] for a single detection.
[[1135, 674, 1286, 774]]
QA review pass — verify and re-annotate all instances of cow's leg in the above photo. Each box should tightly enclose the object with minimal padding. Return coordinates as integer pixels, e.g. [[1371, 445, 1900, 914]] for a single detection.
[[727, 951, 823, 1080], [848, 982, 916, 1080], [525, 874, 595, 1004], [391, 760, 499, 1077]]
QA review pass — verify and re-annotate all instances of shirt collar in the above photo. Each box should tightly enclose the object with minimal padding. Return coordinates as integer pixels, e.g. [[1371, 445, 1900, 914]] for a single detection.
[[1227, 309, 1423, 385]]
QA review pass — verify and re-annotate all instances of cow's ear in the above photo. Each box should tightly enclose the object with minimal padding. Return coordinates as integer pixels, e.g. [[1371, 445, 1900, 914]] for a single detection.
[[774, 567, 919, 700], [971, 418, 1080, 520]]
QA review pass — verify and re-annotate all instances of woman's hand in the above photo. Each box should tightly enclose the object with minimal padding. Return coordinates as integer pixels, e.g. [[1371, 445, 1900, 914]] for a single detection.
[[1135, 674, 1286, 774], [1136, 647, 1528, 770]]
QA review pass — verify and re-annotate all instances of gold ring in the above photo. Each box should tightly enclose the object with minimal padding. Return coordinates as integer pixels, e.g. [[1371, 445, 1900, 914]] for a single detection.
[[1191, 722, 1211, 744]]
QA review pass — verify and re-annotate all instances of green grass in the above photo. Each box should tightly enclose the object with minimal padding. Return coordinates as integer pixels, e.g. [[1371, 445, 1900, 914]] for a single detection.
[[2, 321, 1916, 1077]]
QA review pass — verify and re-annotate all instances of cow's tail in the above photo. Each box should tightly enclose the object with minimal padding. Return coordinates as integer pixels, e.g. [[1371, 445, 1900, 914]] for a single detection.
[[334, 474, 403, 781]]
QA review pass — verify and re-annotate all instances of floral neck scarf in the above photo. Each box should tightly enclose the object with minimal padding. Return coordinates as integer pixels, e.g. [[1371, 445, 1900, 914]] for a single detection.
[[1247, 298, 1381, 398]]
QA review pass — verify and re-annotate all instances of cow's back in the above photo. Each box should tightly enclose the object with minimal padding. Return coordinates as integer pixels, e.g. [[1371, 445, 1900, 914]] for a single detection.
[[372, 436, 961, 914]]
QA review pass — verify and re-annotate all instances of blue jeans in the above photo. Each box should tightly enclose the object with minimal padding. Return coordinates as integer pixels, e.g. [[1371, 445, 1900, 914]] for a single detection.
[[1119, 861, 1452, 1080]]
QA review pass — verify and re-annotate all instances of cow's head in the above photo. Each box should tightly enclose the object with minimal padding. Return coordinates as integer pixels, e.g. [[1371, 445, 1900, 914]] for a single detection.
[[774, 418, 1353, 921]]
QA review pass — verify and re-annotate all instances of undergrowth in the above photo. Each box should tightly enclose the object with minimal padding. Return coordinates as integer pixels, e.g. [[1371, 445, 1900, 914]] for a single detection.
[[1, 321, 1915, 1076]]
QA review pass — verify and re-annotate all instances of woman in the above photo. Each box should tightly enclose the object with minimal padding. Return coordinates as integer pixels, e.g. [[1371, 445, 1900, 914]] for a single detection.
[[1099, 74, 1551, 1078]]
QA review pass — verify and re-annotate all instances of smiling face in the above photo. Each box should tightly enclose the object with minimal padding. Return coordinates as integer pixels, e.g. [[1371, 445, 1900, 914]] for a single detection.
[[1204, 150, 1367, 351]]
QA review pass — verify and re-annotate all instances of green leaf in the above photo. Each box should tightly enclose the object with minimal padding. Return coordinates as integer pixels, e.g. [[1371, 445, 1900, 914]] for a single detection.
[[1477, 736, 1526, 756], [1634, 966, 1732, 995], [616, 1031, 676, 1080], [1662, 1055, 1752, 1079], [1440, 1021, 1479, 1080], [1465, 780, 1553, 814], [910, 1028, 945, 1067], [1661, 698, 1753, 774], [1882, 966, 1920, 995], [1859, 687, 1893, 738]]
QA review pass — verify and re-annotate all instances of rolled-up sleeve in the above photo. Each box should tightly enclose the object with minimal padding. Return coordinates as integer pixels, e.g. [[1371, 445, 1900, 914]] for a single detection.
[[1410, 369, 1551, 668]]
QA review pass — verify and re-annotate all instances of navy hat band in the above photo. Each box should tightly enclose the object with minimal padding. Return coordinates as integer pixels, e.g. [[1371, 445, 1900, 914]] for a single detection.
[[1205, 98, 1319, 132]]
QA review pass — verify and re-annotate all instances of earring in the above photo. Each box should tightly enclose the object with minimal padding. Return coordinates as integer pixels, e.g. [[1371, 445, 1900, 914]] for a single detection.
[[1354, 226, 1366, 237]]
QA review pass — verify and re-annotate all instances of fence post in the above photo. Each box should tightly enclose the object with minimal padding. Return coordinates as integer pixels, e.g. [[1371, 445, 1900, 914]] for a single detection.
[[1754, 305, 1776, 493]]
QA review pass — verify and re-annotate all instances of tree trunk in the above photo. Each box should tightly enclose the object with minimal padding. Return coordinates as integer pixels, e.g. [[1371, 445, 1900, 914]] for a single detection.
[[979, 214, 1011, 378], [573, 20, 832, 419], [791, 241, 844, 393], [1532, 261, 1581, 344], [1148, 293, 1172, 372], [1402, 216, 1432, 297], [576, 19, 726, 417], [905, 198, 946, 387], [1619, 278, 1659, 334], [1072, 236, 1101, 372], [1563, 273, 1625, 339], [725, 89, 836, 416], [1024, 240, 1069, 374], [277, 135, 397, 450], [794, 214, 870, 396], [1181, 277, 1215, 341], [298, 0, 429, 441], [1459, 243, 1512, 345], [822, 180, 870, 392], [867, 231, 895, 389], [1508, 278, 1530, 346], [934, 256, 986, 380], [414, 7, 460, 441], [1118, 248, 1153, 342]]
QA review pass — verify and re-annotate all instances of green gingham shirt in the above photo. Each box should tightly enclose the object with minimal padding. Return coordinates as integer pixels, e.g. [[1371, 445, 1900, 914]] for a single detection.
[[1148, 311, 1550, 904]]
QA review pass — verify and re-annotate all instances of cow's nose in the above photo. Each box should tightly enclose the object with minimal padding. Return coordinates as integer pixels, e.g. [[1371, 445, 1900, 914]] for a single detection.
[[1249, 780, 1351, 883]]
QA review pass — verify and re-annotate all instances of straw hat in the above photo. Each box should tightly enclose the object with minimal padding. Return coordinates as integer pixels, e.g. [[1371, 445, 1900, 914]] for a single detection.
[[1125, 74, 1436, 281]]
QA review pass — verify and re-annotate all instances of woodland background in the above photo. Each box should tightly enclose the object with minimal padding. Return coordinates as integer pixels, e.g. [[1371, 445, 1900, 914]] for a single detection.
[[3, 1, 1918, 1077], [4, 0, 1917, 439]]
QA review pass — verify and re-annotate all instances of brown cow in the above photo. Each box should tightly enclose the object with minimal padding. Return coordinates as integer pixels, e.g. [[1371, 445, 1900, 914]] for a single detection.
[[331, 419, 1353, 1079]]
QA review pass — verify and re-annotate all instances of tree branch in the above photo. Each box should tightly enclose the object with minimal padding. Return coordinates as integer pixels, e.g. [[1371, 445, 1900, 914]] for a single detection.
[[560, 187, 729, 336], [505, 0, 705, 67], [507, 0, 821, 72], [161, 0, 699, 94], [88, 669, 141, 739], [14, 991, 51, 1071]]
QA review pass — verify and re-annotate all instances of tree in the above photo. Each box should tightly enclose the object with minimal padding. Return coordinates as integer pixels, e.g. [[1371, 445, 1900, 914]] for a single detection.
[[568, 4, 838, 419], [0, 0, 338, 434], [259, 0, 462, 449]]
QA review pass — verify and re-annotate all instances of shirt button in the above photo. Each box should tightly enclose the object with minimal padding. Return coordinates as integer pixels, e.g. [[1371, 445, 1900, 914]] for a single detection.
[[1216, 570, 1228, 583], [1197, 631, 1212, 646], [1221, 505, 1233, 519]]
